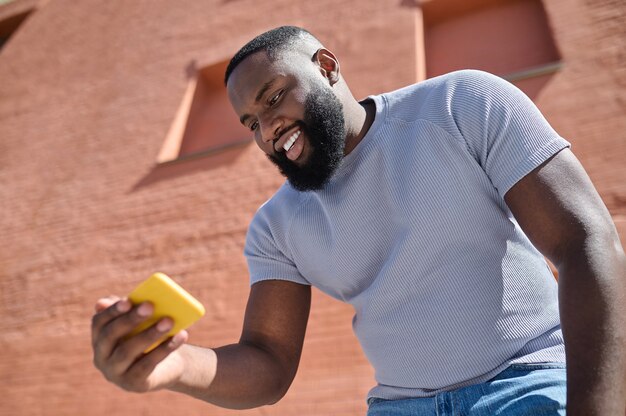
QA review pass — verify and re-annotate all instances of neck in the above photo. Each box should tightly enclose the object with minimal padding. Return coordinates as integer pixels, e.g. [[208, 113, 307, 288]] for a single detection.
[[342, 96, 376, 156]]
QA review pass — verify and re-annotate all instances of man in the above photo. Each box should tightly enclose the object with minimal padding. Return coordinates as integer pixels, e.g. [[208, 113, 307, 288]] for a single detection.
[[91, 26, 626, 415]]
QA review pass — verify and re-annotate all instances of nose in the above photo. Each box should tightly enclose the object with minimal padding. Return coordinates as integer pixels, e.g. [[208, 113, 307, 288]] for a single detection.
[[258, 115, 283, 144]]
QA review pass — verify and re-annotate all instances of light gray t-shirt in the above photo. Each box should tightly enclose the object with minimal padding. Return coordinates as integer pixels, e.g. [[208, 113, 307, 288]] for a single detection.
[[244, 70, 570, 400]]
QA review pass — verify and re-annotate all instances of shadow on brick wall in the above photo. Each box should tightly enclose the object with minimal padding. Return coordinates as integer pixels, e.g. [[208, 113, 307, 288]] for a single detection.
[[129, 140, 252, 192]]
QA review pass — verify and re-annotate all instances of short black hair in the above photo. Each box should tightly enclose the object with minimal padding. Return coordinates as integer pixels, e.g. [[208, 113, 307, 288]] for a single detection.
[[224, 26, 318, 85]]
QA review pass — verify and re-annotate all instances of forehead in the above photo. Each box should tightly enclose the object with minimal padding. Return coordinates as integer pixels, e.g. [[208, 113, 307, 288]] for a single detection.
[[227, 50, 311, 112]]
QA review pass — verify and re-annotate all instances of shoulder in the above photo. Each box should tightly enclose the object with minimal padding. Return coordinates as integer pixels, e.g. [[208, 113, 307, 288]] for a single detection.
[[427, 69, 512, 93], [385, 70, 516, 103], [377, 70, 507, 123], [441, 69, 530, 108], [250, 183, 310, 230], [246, 183, 306, 257]]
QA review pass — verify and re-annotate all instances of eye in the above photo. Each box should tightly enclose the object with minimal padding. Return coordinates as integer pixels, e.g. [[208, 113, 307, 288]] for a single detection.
[[269, 90, 283, 106], [249, 121, 258, 131]]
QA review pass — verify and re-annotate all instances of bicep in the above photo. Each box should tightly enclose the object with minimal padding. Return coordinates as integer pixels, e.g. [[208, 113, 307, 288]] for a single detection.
[[504, 148, 617, 266], [239, 280, 311, 376]]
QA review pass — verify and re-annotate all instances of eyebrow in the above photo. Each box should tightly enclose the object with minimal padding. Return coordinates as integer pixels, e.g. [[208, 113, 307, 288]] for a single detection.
[[239, 78, 277, 125]]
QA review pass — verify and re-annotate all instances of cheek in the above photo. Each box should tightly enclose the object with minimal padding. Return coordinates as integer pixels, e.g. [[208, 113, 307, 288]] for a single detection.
[[254, 135, 272, 154], [290, 87, 307, 105], [284, 88, 308, 120]]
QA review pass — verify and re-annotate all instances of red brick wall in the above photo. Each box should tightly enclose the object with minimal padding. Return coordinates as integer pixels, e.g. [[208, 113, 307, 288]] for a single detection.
[[0, 0, 623, 415], [539, 0, 626, 235]]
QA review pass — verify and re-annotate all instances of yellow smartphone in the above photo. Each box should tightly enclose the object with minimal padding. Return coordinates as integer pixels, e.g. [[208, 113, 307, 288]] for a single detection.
[[127, 272, 205, 352]]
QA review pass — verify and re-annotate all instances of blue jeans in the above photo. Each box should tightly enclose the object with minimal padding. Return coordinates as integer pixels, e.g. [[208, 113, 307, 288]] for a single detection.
[[367, 363, 566, 415]]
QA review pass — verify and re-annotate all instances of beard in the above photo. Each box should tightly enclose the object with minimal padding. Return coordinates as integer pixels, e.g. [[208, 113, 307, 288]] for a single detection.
[[266, 85, 346, 192]]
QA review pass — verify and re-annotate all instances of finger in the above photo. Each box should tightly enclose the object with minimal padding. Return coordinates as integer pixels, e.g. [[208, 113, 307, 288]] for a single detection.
[[93, 302, 154, 362], [108, 317, 175, 375], [91, 298, 132, 343], [95, 295, 121, 313], [125, 330, 189, 383]]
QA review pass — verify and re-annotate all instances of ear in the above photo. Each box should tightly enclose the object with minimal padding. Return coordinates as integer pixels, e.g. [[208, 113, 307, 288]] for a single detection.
[[314, 48, 340, 86]]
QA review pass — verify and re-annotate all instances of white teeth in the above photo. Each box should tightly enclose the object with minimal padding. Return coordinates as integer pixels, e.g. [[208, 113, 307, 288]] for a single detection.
[[283, 130, 301, 152]]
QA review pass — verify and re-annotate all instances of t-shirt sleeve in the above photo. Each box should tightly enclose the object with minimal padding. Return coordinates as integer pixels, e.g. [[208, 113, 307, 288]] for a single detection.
[[244, 204, 311, 287], [447, 70, 570, 198]]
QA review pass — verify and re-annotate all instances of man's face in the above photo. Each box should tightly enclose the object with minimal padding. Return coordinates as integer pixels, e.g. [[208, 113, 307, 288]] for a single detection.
[[227, 51, 346, 191]]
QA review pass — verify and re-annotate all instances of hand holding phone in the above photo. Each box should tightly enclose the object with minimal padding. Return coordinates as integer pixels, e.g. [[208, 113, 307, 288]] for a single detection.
[[127, 272, 205, 352], [91, 272, 203, 392]]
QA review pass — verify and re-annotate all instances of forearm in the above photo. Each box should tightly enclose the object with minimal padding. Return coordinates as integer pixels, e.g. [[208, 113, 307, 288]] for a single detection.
[[558, 233, 626, 415], [168, 343, 290, 409]]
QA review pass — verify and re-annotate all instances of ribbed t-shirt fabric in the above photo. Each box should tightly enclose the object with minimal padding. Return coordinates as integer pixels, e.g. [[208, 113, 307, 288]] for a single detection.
[[244, 70, 570, 400]]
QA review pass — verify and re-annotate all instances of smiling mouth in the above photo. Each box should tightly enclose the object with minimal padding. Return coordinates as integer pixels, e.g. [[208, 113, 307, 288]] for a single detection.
[[283, 130, 301, 152]]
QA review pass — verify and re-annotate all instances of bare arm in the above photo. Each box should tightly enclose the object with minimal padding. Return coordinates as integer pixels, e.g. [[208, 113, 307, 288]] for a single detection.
[[169, 280, 311, 409], [92, 279, 311, 410], [504, 148, 626, 415]]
